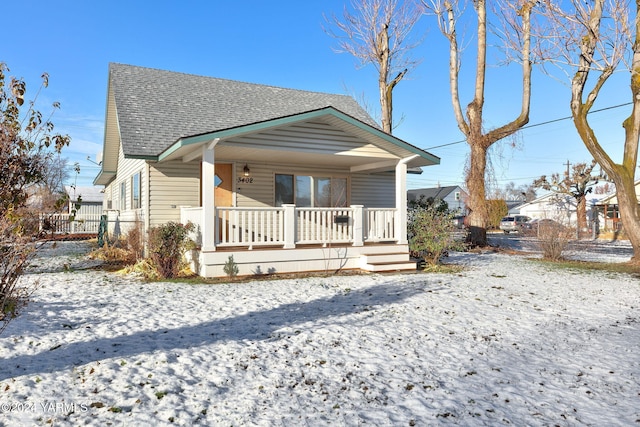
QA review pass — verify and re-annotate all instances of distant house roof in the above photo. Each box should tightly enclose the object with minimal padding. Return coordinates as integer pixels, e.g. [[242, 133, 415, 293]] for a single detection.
[[65, 186, 103, 204], [596, 180, 639, 205], [407, 185, 464, 202], [108, 63, 381, 158]]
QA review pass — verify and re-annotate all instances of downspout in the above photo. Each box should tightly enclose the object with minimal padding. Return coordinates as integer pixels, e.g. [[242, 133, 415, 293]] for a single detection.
[[395, 155, 420, 245]]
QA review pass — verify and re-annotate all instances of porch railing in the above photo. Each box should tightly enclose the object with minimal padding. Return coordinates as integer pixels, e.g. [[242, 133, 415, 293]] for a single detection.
[[296, 207, 353, 244], [181, 205, 398, 249], [217, 207, 285, 247]]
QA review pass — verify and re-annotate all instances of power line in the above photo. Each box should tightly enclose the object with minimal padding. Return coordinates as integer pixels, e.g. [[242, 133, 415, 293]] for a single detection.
[[424, 102, 632, 150]]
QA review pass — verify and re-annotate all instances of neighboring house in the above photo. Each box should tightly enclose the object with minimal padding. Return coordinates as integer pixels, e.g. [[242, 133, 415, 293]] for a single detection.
[[94, 64, 440, 277], [516, 190, 612, 229], [64, 186, 104, 233], [65, 186, 104, 217], [407, 185, 468, 214], [596, 180, 640, 231]]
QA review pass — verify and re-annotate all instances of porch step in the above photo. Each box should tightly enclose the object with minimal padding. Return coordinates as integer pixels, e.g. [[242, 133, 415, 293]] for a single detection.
[[360, 252, 417, 273]]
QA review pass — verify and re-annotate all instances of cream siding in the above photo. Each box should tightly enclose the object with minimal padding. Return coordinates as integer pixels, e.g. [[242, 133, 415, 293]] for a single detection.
[[148, 160, 201, 226], [114, 144, 146, 213], [226, 121, 395, 158], [351, 173, 395, 208], [233, 162, 394, 208]]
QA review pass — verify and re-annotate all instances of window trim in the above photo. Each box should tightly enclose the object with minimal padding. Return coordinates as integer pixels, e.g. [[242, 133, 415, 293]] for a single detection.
[[275, 173, 349, 207], [131, 172, 141, 210], [119, 181, 126, 211]]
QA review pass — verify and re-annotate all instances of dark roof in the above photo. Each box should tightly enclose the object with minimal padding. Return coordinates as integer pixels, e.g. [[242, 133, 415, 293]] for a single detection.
[[109, 63, 380, 157], [407, 186, 463, 201]]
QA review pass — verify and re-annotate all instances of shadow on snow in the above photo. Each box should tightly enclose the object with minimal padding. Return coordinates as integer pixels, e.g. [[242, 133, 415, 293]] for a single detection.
[[0, 280, 438, 382]]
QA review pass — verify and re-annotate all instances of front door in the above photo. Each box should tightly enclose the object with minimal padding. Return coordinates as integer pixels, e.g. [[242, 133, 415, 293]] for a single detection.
[[214, 163, 233, 207]]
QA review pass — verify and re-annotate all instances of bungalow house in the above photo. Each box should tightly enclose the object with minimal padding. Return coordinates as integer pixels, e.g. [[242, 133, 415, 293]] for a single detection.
[[94, 64, 440, 277]]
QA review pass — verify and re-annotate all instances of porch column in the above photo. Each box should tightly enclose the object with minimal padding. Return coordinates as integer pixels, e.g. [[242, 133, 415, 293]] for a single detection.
[[395, 155, 419, 245], [283, 204, 296, 249], [351, 205, 364, 246], [201, 140, 219, 252]]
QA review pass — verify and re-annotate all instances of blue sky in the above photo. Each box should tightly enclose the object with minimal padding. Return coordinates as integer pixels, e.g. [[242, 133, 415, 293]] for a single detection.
[[2, 1, 633, 191]]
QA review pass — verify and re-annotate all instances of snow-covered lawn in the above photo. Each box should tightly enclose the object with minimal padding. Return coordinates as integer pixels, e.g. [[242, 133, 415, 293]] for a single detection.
[[1, 241, 638, 426]]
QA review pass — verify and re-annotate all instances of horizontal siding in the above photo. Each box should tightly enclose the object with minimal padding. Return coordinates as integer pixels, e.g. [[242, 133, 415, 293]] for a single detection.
[[226, 120, 395, 158], [234, 162, 353, 208], [235, 163, 273, 207], [351, 174, 395, 208], [149, 160, 200, 226], [110, 144, 146, 213]]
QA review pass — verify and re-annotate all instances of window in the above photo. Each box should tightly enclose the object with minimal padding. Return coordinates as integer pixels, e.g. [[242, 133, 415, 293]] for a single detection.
[[131, 172, 141, 209], [275, 174, 347, 207], [119, 182, 126, 210], [275, 174, 294, 206]]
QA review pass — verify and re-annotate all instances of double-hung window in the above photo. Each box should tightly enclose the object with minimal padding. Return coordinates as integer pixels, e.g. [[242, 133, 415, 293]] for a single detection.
[[119, 182, 126, 210], [131, 172, 141, 209]]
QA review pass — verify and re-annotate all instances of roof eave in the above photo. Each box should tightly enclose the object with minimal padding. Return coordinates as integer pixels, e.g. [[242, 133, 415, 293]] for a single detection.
[[156, 107, 440, 165]]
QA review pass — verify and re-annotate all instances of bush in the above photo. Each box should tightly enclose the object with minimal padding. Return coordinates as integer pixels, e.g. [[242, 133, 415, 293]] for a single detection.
[[125, 217, 145, 263], [536, 222, 573, 261], [147, 222, 195, 279], [408, 207, 466, 266], [0, 217, 37, 334]]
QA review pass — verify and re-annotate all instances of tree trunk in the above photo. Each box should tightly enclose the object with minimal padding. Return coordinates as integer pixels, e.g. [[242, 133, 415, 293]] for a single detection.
[[465, 142, 489, 247], [576, 195, 588, 237], [612, 176, 640, 264]]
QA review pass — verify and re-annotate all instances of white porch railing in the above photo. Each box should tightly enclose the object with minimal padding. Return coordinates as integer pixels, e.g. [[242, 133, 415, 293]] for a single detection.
[[181, 205, 398, 249], [296, 207, 353, 244], [217, 207, 285, 247], [364, 208, 396, 242]]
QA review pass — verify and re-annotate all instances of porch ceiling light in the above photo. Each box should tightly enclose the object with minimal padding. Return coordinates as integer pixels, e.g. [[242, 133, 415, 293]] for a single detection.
[[243, 164, 250, 177]]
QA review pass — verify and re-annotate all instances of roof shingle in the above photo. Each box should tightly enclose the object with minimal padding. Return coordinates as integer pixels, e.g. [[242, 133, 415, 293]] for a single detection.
[[109, 63, 379, 157]]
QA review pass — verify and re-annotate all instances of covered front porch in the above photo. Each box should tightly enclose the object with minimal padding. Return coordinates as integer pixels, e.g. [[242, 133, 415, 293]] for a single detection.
[[158, 108, 439, 277], [181, 204, 414, 276]]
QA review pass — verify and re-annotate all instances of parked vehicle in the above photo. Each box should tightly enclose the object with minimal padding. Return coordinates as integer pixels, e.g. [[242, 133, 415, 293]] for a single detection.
[[499, 215, 531, 233]]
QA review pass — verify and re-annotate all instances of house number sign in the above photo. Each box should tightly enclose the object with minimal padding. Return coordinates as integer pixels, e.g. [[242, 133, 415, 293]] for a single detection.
[[237, 177, 254, 184]]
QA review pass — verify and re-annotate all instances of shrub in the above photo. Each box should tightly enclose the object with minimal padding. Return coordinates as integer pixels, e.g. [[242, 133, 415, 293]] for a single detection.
[[408, 207, 466, 266], [147, 222, 195, 279], [0, 216, 37, 334], [487, 199, 508, 230], [536, 222, 573, 261], [223, 255, 239, 279], [125, 217, 145, 263]]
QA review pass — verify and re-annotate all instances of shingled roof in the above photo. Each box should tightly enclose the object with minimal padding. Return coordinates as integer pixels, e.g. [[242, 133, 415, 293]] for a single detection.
[[407, 185, 464, 202], [108, 63, 380, 158]]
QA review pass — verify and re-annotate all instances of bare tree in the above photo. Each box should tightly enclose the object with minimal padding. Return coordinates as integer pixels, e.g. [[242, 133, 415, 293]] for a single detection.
[[491, 181, 537, 202], [0, 64, 70, 333], [423, 0, 537, 246], [325, 0, 423, 133], [538, 0, 640, 262], [533, 160, 604, 237]]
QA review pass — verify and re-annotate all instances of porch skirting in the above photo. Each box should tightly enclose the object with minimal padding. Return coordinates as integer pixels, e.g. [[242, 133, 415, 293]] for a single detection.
[[189, 243, 416, 278]]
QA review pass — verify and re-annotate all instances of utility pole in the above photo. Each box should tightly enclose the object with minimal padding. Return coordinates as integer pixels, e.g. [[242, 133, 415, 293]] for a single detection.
[[564, 160, 571, 176]]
